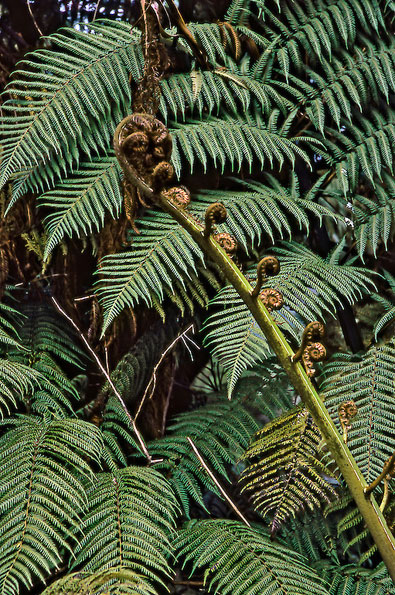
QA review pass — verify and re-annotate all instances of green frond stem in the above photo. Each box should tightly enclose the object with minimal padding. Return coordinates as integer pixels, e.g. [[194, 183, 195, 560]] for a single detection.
[[145, 187, 395, 580]]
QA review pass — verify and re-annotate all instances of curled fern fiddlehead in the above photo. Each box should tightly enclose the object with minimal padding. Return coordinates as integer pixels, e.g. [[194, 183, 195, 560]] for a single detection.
[[292, 321, 326, 378], [251, 256, 281, 299], [162, 186, 191, 208], [203, 202, 227, 237], [214, 232, 238, 255], [259, 288, 284, 312]]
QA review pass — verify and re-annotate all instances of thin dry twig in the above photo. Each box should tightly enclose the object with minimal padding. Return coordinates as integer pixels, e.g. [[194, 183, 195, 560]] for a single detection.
[[51, 297, 151, 463], [26, 0, 43, 36], [187, 437, 251, 527], [134, 322, 195, 421]]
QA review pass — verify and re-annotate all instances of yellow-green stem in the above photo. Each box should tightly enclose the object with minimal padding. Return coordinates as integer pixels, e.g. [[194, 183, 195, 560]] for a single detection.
[[155, 191, 395, 581]]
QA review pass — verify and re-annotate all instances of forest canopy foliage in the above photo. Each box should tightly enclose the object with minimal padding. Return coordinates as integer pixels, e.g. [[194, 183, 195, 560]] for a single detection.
[[1, 0, 395, 593]]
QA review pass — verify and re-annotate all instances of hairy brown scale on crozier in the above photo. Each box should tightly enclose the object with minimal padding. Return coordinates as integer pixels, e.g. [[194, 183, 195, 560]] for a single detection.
[[292, 321, 326, 378], [151, 161, 174, 192], [214, 232, 237, 255], [162, 186, 191, 208], [338, 400, 357, 444], [259, 288, 284, 312]]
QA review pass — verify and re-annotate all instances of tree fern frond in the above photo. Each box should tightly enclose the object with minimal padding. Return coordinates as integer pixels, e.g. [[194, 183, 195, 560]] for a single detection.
[[160, 63, 290, 123], [372, 271, 395, 339], [321, 338, 395, 483], [280, 512, 347, 564], [192, 173, 336, 252], [0, 416, 103, 595], [203, 242, 374, 395], [39, 155, 122, 258], [0, 360, 42, 418], [317, 561, 395, 595], [41, 568, 158, 595], [72, 467, 179, 589], [148, 396, 260, 516], [5, 303, 83, 415], [325, 173, 395, 259], [175, 519, 330, 595], [240, 406, 336, 535], [96, 211, 207, 334], [255, 0, 384, 81], [170, 112, 315, 178], [282, 35, 395, 133], [0, 20, 142, 204], [311, 108, 395, 194]]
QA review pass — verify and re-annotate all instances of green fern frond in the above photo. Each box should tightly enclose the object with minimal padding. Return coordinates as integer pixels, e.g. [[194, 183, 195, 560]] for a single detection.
[[72, 467, 179, 589], [203, 241, 375, 395], [321, 338, 395, 483], [255, 0, 384, 81], [325, 173, 395, 259], [4, 302, 84, 415], [280, 512, 347, 564], [282, 35, 395, 133], [240, 406, 336, 535], [192, 173, 336, 252], [372, 271, 395, 339], [41, 568, 158, 595], [96, 210, 207, 334], [148, 396, 260, 516], [170, 111, 314, 178], [160, 63, 290, 122], [175, 519, 330, 595], [311, 108, 395, 194], [0, 20, 142, 204], [0, 360, 42, 418], [0, 416, 103, 595], [39, 155, 122, 258], [317, 561, 395, 595]]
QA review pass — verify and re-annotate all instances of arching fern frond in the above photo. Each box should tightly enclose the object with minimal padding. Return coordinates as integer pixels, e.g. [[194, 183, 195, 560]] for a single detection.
[[72, 467, 179, 589], [0, 20, 142, 204], [170, 111, 315, 178], [148, 396, 260, 516], [203, 241, 375, 395], [372, 271, 395, 339], [325, 172, 395, 259], [255, 0, 384, 80], [240, 406, 336, 535], [5, 302, 83, 415], [311, 108, 395, 194], [282, 35, 395, 133], [39, 155, 122, 258], [192, 173, 336, 252], [321, 338, 395, 484], [96, 210, 208, 334], [318, 561, 395, 595], [41, 568, 158, 595], [175, 519, 330, 595], [0, 416, 103, 595]]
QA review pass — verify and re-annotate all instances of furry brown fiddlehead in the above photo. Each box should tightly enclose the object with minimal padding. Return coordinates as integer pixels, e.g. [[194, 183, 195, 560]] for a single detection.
[[203, 203, 227, 237], [213, 232, 237, 255], [251, 256, 280, 299], [259, 288, 284, 312], [292, 321, 326, 378], [338, 400, 358, 444]]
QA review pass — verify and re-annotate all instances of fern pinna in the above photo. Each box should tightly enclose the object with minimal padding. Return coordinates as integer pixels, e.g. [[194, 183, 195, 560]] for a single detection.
[[0, 0, 395, 593]]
